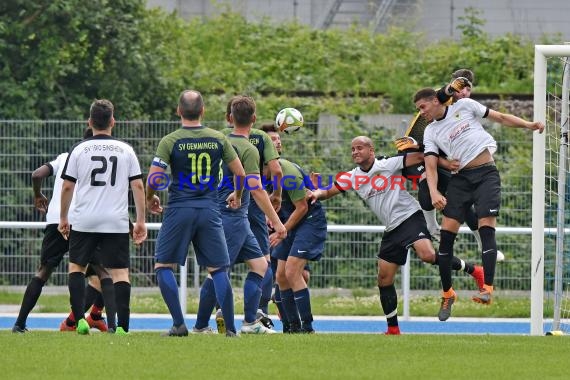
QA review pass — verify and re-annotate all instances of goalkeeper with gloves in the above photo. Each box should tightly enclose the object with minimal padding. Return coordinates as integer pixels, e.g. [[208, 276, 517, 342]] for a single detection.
[[395, 70, 504, 262], [414, 83, 544, 319]]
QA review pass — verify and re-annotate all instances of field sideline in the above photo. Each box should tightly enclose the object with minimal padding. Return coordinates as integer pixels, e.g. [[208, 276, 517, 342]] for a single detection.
[[1, 332, 568, 379]]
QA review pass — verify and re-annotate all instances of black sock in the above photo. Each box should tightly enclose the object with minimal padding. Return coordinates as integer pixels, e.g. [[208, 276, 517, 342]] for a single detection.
[[15, 277, 46, 328], [83, 285, 99, 313], [114, 281, 131, 332], [93, 291, 105, 310], [450, 257, 475, 274], [100, 278, 116, 329], [437, 230, 457, 292], [68, 272, 86, 323], [479, 226, 497, 286], [379, 285, 398, 327]]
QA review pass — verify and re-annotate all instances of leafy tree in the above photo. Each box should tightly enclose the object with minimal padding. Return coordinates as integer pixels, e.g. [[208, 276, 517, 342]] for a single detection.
[[0, 0, 173, 119]]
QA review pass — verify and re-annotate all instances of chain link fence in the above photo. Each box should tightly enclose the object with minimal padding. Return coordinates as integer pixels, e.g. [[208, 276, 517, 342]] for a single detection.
[[0, 119, 535, 291]]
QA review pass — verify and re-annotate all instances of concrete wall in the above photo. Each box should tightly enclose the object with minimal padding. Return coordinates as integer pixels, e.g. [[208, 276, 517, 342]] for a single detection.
[[145, 0, 570, 41], [415, 0, 570, 40]]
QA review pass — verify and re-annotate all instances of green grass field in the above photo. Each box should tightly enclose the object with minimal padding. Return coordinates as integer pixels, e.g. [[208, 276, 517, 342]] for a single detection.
[[1, 331, 568, 379], [0, 288, 541, 318]]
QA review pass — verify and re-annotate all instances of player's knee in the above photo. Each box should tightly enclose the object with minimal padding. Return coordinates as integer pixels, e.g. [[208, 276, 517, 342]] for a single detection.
[[248, 257, 268, 277], [36, 265, 54, 282]]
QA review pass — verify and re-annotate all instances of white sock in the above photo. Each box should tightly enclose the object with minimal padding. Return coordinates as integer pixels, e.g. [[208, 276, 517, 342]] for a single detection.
[[423, 209, 440, 235], [472, 229, 483, 252]]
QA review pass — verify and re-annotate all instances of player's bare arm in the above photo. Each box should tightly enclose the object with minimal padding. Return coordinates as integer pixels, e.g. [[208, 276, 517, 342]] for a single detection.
[[438, 157, 460, 172], [247, 174, 287, 242], [267, 158, 283, 212], [227, 157, 246, 208], [31, 164, 51, 213], [58, 179, 75, 240], [309, 183, 342, 203], [487, 110, 545, 133], [145, 165, 164, 215], [269, 197, 308, 247], [403, 152, 424, 167], [130, 178, 147, 245], [424, 155, 446, 210]]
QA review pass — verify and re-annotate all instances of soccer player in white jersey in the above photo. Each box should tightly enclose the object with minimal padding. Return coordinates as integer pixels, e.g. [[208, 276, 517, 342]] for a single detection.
[[59, 99, 147, 335], [309, 136, 482, 333], [12, 128, 116, 333], [414, 87, 544, 320]]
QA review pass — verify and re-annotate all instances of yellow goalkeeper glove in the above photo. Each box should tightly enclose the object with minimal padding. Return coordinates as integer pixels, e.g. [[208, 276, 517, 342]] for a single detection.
[[448, 76, 473, 94], [394, 136, 420, 152]]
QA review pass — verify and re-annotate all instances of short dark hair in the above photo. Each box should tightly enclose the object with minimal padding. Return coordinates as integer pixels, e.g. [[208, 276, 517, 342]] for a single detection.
[[413, 88, 437, 103], [226, 96, 239, 118], [178, 90, 204, 120], [83, 127, 93, 139], [451, 69, 475, 85], [89, 99, 114, 130], [260, 123, 278, 133], [230, 96, 256, 126]]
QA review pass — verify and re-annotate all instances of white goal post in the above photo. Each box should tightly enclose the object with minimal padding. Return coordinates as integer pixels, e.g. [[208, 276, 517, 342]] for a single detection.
[[532, 44, 570, 336]]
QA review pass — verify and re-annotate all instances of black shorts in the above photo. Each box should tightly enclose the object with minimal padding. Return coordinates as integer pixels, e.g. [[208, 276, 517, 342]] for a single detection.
[[39, 224, 69, 268], [378, 211, 430, 266], [444, 164, 501, 223], [69, 230, 130, 269]]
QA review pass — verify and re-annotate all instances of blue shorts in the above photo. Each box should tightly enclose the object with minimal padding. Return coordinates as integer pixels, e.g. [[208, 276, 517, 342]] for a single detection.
[[154, 207, 230, 268], [271, 211, 327, 262], [248, 200, 270, 255], [222, 214, 264, 264]]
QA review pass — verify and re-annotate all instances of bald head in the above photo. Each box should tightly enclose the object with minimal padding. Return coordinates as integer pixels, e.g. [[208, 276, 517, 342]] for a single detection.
[[351, 136, 375, 168], [178, 90, 204, 121], [351, 136, 374, 149]]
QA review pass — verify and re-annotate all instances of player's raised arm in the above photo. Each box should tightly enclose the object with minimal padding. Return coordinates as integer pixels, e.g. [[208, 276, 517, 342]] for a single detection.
[[486, 109, 545, 133]]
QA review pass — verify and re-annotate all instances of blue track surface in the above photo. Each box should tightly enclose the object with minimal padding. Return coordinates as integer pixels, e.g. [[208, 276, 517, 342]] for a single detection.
[[1, 313, 552, 335]]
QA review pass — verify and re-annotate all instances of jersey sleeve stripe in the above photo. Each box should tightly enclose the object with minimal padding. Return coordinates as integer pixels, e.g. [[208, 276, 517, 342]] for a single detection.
[[61, 174, 77, 182], [129, 174, 143, 181]]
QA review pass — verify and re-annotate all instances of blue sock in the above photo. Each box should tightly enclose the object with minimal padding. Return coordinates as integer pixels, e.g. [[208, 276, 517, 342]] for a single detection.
[[243, 272, 263, 323], [259, 263, 273, 314], [211, 269, 235, 333], [280, 288, 301, 326], [156, 267, 184, 327], [294, 288, 313, 330], [195, 277, 216, 329], [273, 285, 289, 323]]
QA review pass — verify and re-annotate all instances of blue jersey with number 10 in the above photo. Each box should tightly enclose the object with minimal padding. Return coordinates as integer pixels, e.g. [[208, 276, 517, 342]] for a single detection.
[[152, 126, 237, 208]]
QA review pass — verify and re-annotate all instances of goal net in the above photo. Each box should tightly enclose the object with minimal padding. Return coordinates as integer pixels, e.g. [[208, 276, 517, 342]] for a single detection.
[[532, 45, 570, 336]]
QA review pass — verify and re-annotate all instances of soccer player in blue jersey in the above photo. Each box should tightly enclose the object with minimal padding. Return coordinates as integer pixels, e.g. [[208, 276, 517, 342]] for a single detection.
[[269, 156, 327, 333], [219, 99, 283, 330], [192, 95, 286, 334], [146, 90, 246, 337]]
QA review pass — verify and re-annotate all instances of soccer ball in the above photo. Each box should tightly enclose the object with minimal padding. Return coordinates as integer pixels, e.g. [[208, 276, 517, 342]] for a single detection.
[[275, 107, 304, 134]]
